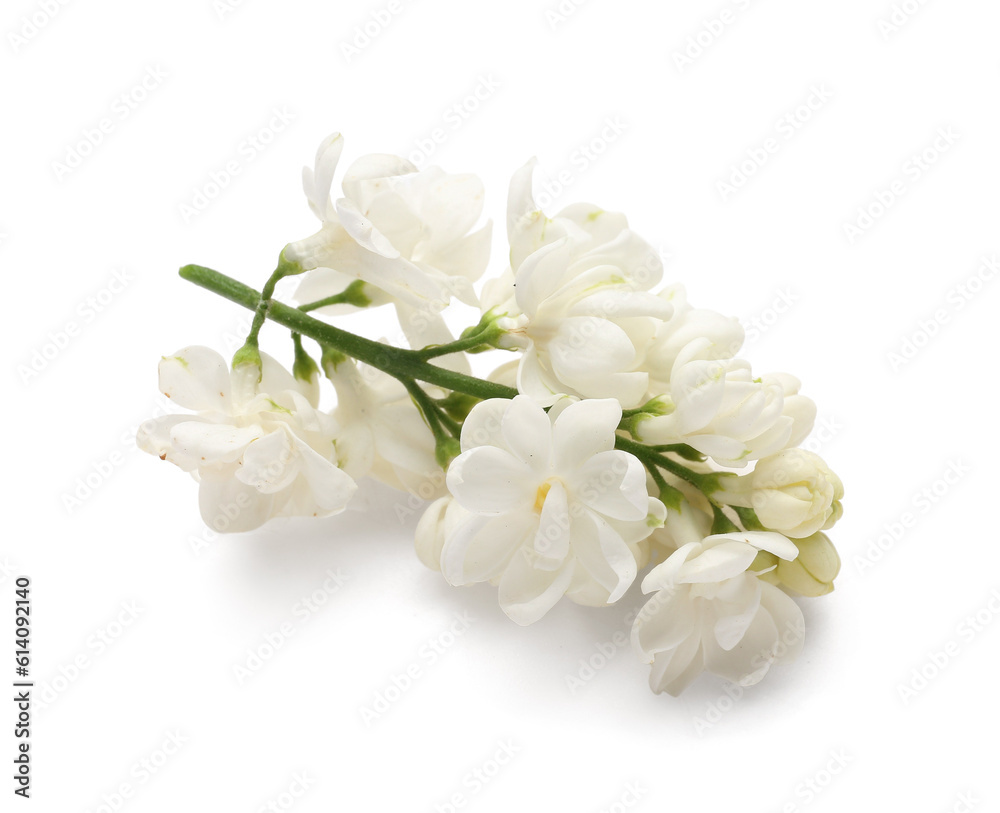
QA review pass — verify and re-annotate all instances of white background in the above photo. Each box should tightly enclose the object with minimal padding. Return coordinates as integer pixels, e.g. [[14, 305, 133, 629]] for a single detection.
[[3, 0, 999, 810]]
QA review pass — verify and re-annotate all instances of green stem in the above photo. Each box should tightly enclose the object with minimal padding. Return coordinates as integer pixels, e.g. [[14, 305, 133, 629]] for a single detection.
[[710, 503, 740, 534], [417, 324, 503, 359], [299, 280, 372, 313], [180, 265, 517, 401], [247, 266, 287, 345], [614, 435, 710, 491], [643, 461, 685, 512], [400, 378, 461, 468]]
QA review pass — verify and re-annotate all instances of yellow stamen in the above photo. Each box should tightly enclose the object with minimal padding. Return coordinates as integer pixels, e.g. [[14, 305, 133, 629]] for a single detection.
[[533, 481, 552, 512]]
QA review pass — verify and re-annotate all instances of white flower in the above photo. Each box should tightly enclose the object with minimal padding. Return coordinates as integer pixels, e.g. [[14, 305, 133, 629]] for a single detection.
[[755, 532, 841, 597], [483, 159, 672, 407], [631, 532, 804, 695], [137, 346, 356, 532], [286, 133, 492, 360], [325, 357, 444, 499], [641, 284, 745, 396], [726, 449, 844, 538], [415, 395, 666, 624], [635, 343, 815, 467]]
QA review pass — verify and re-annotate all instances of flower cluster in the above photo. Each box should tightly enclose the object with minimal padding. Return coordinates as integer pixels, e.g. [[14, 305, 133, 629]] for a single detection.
[[139, 133, 844, 696]]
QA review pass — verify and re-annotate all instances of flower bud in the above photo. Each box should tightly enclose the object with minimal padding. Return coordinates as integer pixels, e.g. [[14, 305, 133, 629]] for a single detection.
[[748, 449, 843, 538], [776, 532, 841, 596], [749, 549, 781, 585]]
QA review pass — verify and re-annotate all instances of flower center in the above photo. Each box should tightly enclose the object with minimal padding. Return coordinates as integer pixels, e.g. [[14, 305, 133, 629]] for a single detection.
[[533, 481, 552, 513]]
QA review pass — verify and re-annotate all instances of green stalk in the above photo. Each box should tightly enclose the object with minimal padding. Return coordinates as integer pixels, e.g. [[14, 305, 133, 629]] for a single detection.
[[179, 265, 517, 401]]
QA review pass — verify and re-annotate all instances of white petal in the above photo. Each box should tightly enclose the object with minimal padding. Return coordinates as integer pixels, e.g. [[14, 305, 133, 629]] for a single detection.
[[707, 531, 799, 560], [335, 196, 402, 258], [460, 398, 513, 453], [759, 582, 805, 663], [441, 512, 535, 585], [507, 158, 539, 241], [640, 542, 701, 593], [711, 575, 763, 651], [398, 167, 485, 248], [292, 438, 357, 515], [447, 447, 536, 515], [513, 239, 576, 317], [570, 510, 637, 603], [631, 587, 696, 661], [648, 634, 704, 696], [303, 132, 343, 221], [670, 360, 729, 435], [428, 221, 492, 283], [341, 153, 417, 201], [197, 467, 274, 533], [680, 541, 758, 583], [501, 395, 552, 472], [516, 347, 565, 407], [158, 346, 230, 412], [498, 548, 575, 625], [333, 423, 375, 479], [551, 398, 621, 470], [568, 450, 648, 522], [170, 422, 261, 466], [548, 317, 636, 380], [701, 607, 779, 687], [285, 222, 446, 308], [258, 353, 300, 399], [235, 429, 298, 493], [570, 289, 672, 320], [415, 496, 451, 571], [136, 415, 205, 471]]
